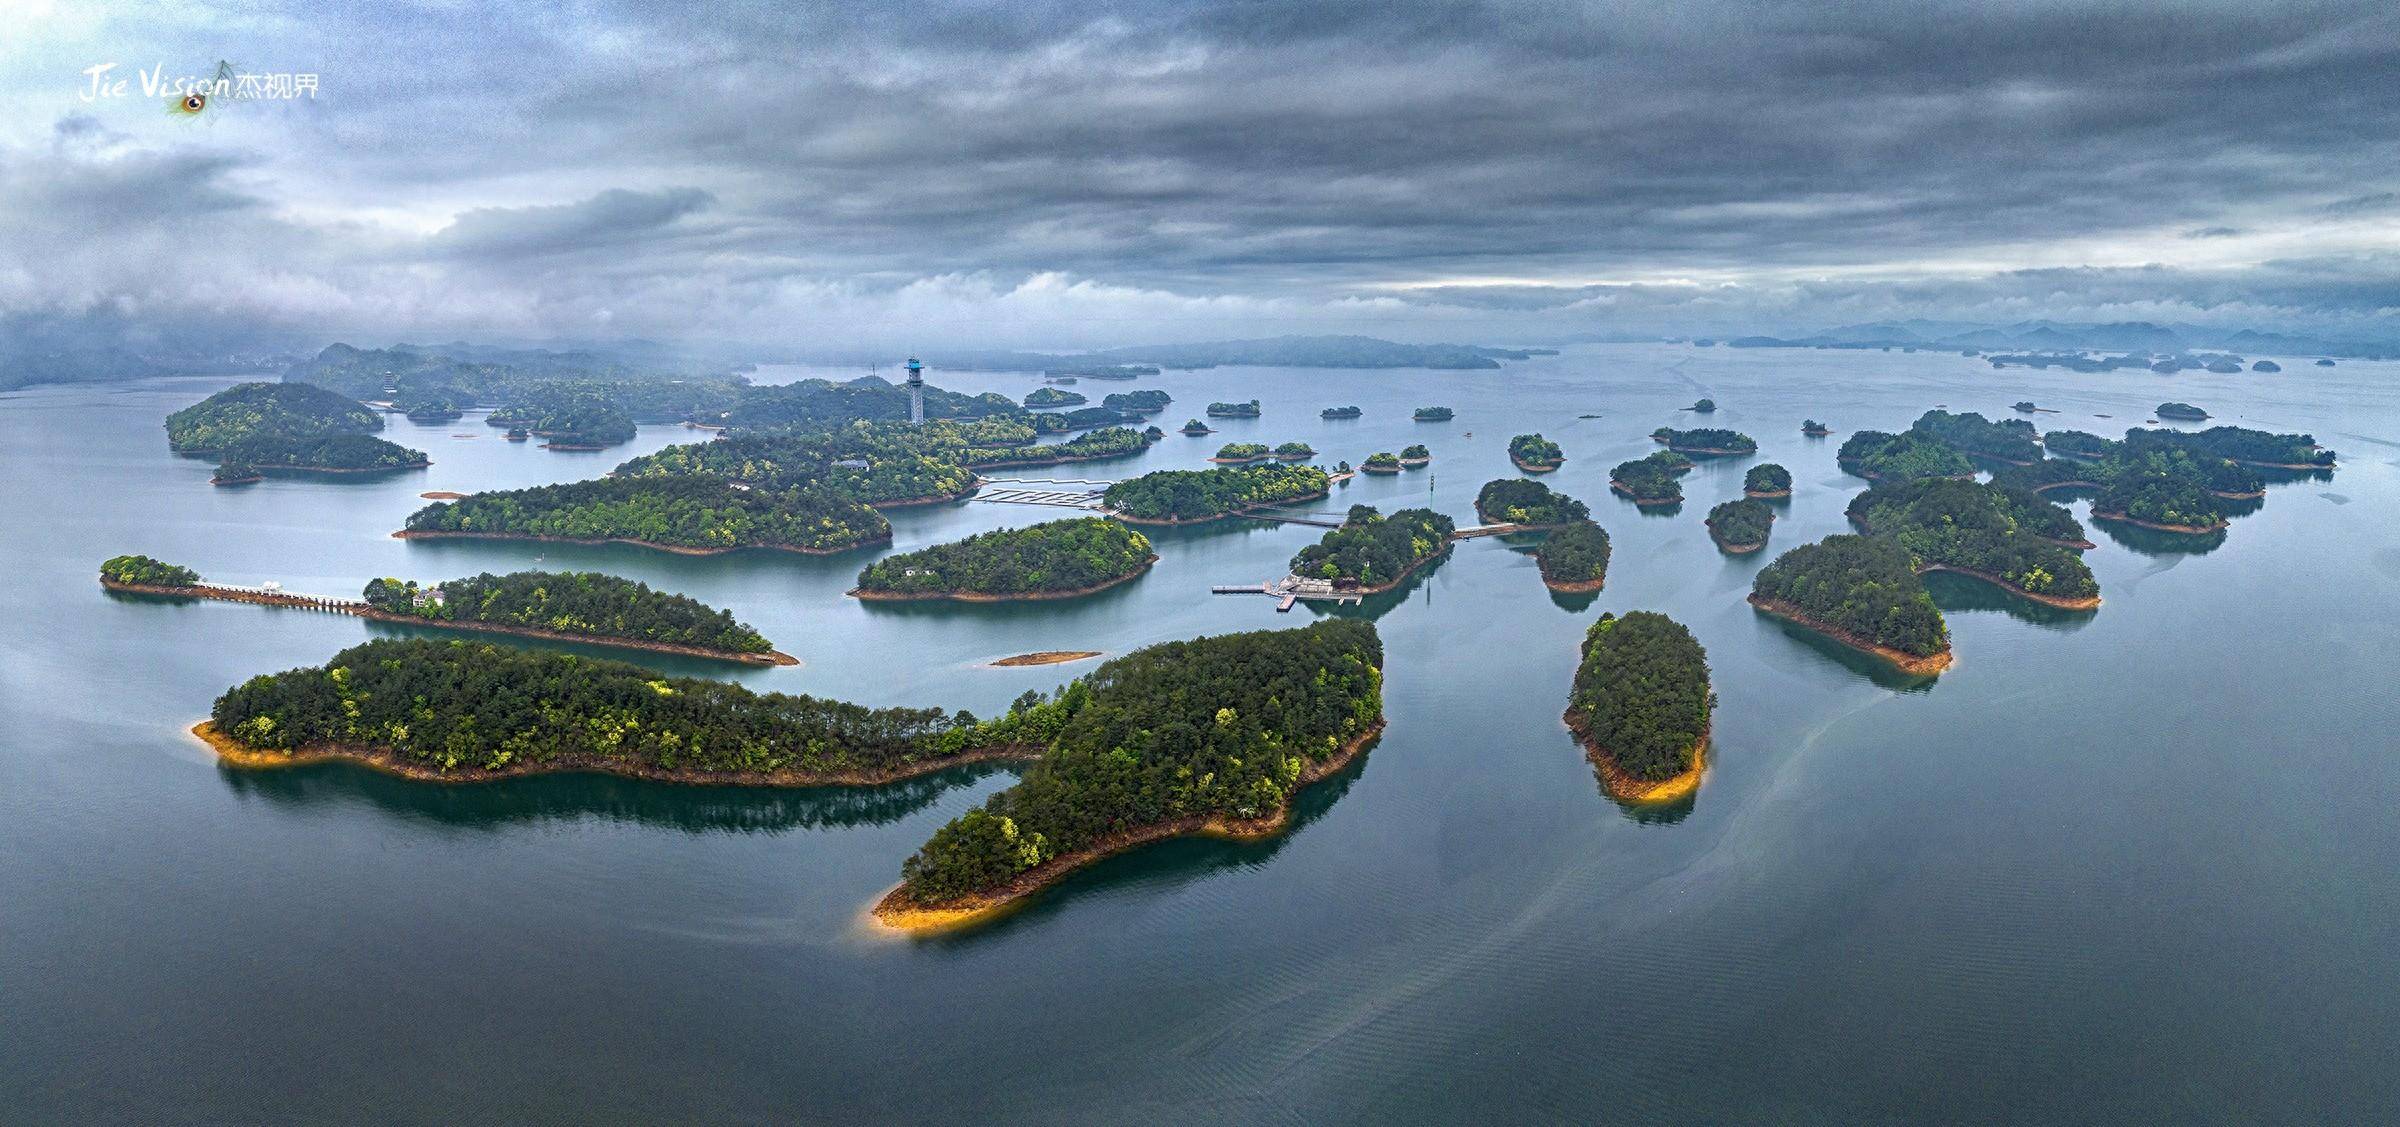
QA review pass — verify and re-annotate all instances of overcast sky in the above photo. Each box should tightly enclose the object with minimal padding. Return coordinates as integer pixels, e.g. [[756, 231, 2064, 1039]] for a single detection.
[[8, 0, 2400, 350]]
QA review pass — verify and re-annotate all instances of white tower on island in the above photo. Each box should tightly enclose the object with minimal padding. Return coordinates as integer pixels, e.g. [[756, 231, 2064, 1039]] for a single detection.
[[905, 357, 925, 425]]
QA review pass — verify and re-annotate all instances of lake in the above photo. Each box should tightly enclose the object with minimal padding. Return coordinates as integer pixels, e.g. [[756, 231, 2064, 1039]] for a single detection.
[[4, 343, 2398, 1122]]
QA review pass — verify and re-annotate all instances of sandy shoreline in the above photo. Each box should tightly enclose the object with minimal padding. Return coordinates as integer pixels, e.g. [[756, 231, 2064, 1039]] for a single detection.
[[1542, 575, 1607, 593], [2090, 510, 2227, 535], [1918, 564, 2100, 610], [988, 651, 1103, 667], [1511, 455, 1563, 473], [1565, 708, 1708, 804]]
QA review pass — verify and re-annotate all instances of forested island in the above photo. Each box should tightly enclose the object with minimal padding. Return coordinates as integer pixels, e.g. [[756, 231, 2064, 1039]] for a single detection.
[[1802, 419, 1833, 436], [1744, 463, 1792, 497], [211, 434, 429, 480], [1362, 451, 1402, 473], [1206, 400, 1262, 418], [1290, 506, 1456, 591], [1101, 464, 1329, 524], [1399, 444, 1431, 466], [1509, 433, 1565, 472], [1274, 441, 1316, 461], [720, 376, 1020, 432], [1689, 399, 1717, 413], [1566, 612, 1712, 803], [1749, 535, 1952, 674], [361, 570, 796, 664], [1322, 405, 1363, 419], [1534, 521, 1611, 592], [1475, 478, 1589, 527], [1211, 442, 1272, 464], [2156, 402, 2210, 421], [1909, 409, 2041, 463], [200, 638, 1050, 785], [1652, 427, 1757, 455], [1846, 478, 2100, 608], [99, 554, 199, 589], [851, 518, 1156, 602], [1024, 388, 1087, 407], [876, 620, 1384, 932], [1102, 390, 1171, 413], [1609, 453, 1684, 505], [1705, 498, 1775, 553], [1180, 419, 1214, 436], [398, 476, 892, 555], [1414, 406, 1454, 422], [2042, 430, 2115, 459], [1837, 430, 1976, 481], [165, 381, 385, 454], [489, 387, 639, 448]]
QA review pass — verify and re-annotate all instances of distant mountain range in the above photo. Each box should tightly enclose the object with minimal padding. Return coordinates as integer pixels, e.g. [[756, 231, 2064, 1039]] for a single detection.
[[1710, 320, 2398, 359], [934, 334, 1557, 372]]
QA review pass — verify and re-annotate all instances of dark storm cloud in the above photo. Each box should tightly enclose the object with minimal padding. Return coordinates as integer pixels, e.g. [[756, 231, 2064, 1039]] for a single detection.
[[9, 0, 2400, 344]]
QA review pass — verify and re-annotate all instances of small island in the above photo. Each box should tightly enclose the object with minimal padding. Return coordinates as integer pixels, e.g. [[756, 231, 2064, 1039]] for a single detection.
[[989, 651, 1102, 667], [200, 638, 1053, 785], [1688, 398, 1718, 413], [99, 554, 200, 591], [1845, 478, 2100, 608], [1837, 430, 1976, 482], [1273, 441, 1317, 461], [875, 620, 1384, 933], [851, 518, 1156, 602], [1609, 454, 1684, 505], [398, 476, 892, 555], [1206, 400, 1262, 418], [1361, 451, 1403, 474], [1509, 433, 1565, 473], [1475, 478, 1589, 527], [2012, 401, 2039, 413], [361, 570, 799, 663], [2253, 360, 2281, 373], [165, 381, 385, 454], [1705, 498, 1775, 553], [2155, 402, 2210, 421], [1802, 419, 1833, 436], [1179, 419, 1215, 436], [1652, 426, 1757, 456], [1398, 444, 1431, 467], [1101, 464, 1330, 524], [1534, 520, 1611, 592], [1413, 406, 1454, 422], [1750, 535, 1952, 675], [1744, 463, 1792, 498], [1321, 405, 1364, 419], [1024, 387, 1088, 408], [1290, 506, 1456, 593], [1100, 390, 1171, 414], [1211, 442, 1273, 464], [1565, 612, 1712, 804]]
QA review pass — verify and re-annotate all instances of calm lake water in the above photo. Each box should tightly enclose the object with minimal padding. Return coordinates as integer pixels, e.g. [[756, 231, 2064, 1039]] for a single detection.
[[5, 344, 2398, 1122]]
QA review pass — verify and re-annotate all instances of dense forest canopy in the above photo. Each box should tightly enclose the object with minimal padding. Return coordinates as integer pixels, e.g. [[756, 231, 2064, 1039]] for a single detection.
[[403, 475, 891, 552], [165, 381, 383, 452], [1846, 479, 2098, 599], [1535, 521, 1611, 587], [1751, 534, 1949, 657], [1400, 444, 1429, 460], [1275, 441, 1317, 458], [100, 555, 199, 587], [1476, 478, 1589, 525], [2092, 449, 2230, 529], [1362, 451, 1402, 470], [722, 377, 1022, 432], [1413, 406, 1454, 421], [1837, 430, 1977, 481], [2043, 430, 2117, 458], [1101, 464, 1329, 521], [893, 620, 1383, 905], [1706, 498, 1775, 547], [1214, 442, 1270, 461], [1569, 612, 1712, 783], [364, 570, 775, 654], [1609, 457, 1682, 502], [1509, 433, 1565, 466], [2127, 425, 2332, 467], [1909, 409, 2042, 462], [1322, 405, 1364, 418], [1655, 427, 1757, 454], [1024, 388, 1086, 407], [1291, 506, 1456, 587], [213, 433, 428, 474], [210, 638, 1046, 778], [854, 519, 1154, 597], [1745, 463, 1792, 493], [1206, 400, 1262, 417], [487, 386, 639, 446], [1102, 390, 1172, 412]]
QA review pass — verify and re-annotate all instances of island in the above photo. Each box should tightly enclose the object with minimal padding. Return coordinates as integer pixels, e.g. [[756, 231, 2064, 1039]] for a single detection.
[[211, 433, 430, 478], [1475, 478, 1588, 527], [1705, 498, 1775, 553], [1744, 463, 1792, 498], [1291, 505, 1456, 592], [165, 381, 385, 454], [1321, 405, 1363, 419], [397, 475, 892, 555], [200, 638, 1054, 785], [1274, 441, 1316, 461], [989, 651, 1102, 667], [1909, 409, 2042, 463], [2012, 401, 2039, 413], [1100, 464, 1330, 524], [1101, 390, 1171, 413], [1837, 430, 1977, 481], [2253, 361, 2281, 372], [1206, 400, 1262, 418], [1180, 419, 1215, 436], [1534, 520, 1611, 592], [2042, 430, 2117, 458], [362, 570, 799, 663], [1689, 398, 1718, 413], [1652, 427, 1757, 456], [874, 619, 1384, 933], [1361, 451, 1403, 474], [851, 518, 1156, 602], [488, 387, 639, 449], [1749, 535, 1952, 675], [1846, 478, 2100, 608], [2156, 402, 2210, 421], [1609, 455, 1683, 505], [2091, 451, 2231, 533], [1413, 406, 1454, 422], [98, 554, 200, 590], [1565, 611, 1712, 803], [1211, 442, 1273, 464], [1802, 419, 1833, 436], [1509, 433, 1565, 472], [2140, 424, 2332, 469], [956, 427, 1157, 472], [1024, 387, 1087, 408], [1398, 444, 1431, 467]]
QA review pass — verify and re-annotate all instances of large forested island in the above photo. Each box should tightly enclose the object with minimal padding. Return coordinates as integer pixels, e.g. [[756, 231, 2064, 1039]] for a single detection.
[[1534, 520, 1611, 592], [1846, 478, 2100, 608], [362, 570, 794, 664], [1101, 464, 1329, 524], [1705, 498, 1775, 553], [489, 386, 640, 448], [398, 476, 892, 554], [1290, 505, 1456, 592], [876, 620, 1384, 932], [1837, 430, 1977, 481], [1652, 427, 1757, 455], [1566, 611, 1712, 803], [1908, 409, 2042, 463], [1475, 478, 1588, 526], [199, 638, 1050, 784], [212, 433, 429, 480], [1749, 535, 1952, 674], [1745, 463, 1792, 497], [852, 519, 1157, 601], [1609, 454, 1684, 505], [1509, 433, 1565, 472], [165, 381, 384, 453]]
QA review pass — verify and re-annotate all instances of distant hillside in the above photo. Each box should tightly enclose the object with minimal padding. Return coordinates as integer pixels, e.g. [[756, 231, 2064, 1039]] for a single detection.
[[937, 335, 1554, 372], [1721, 320, 2398, 359]]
